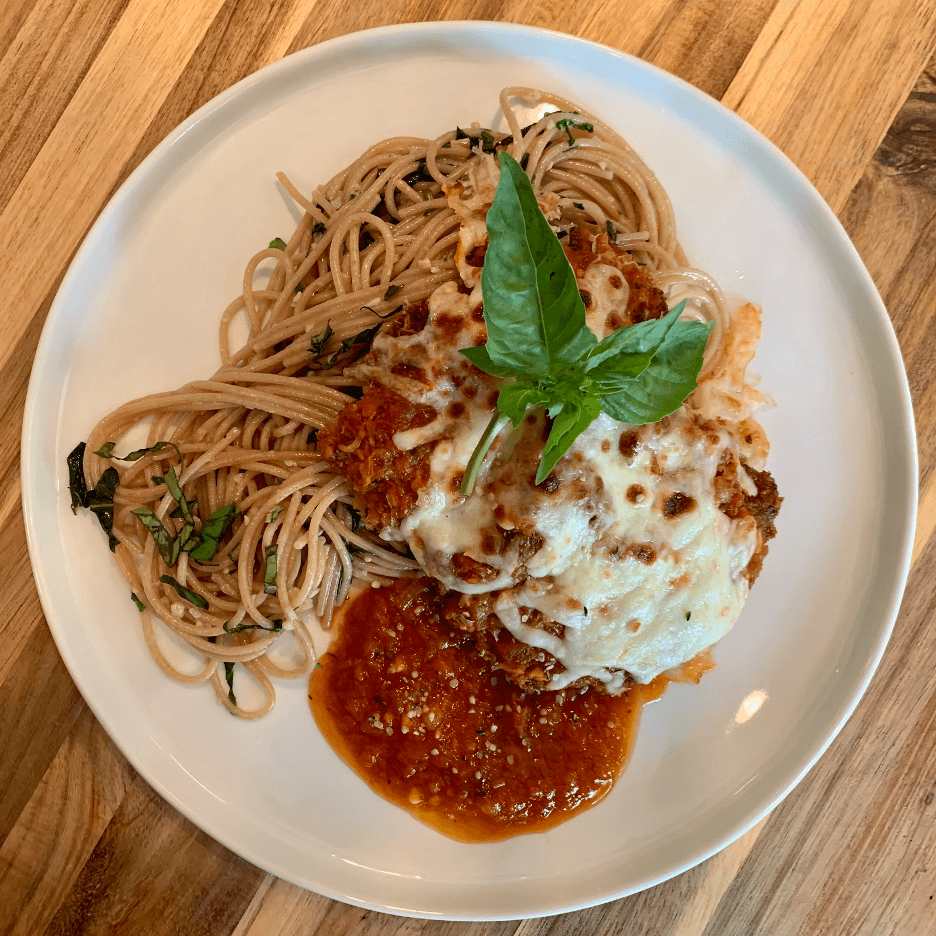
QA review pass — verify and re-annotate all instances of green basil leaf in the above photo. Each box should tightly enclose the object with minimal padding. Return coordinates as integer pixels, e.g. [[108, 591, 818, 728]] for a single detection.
[[459, 344, 527, 378], [583, 300, 686, 376], [269, 237, 287, 250], [224, 661, 237, 706], [159, 574, 209, 609], [151, 465, 193, 526], [496, 381, 549, 425], [537, 396, 601, 483], [67, 442, 89, 513], [130, 592, 146, 612], [188, 503, 238, 563], [87, 468, 120, 551], [263, 545, 278, 595], [132, 507, 178, 566], [599, 320, 714, 425], [266, 505, 284, 524], [309, 323, 334, 359], [480, 152, 596, 374], [94, 442, 116, 458]]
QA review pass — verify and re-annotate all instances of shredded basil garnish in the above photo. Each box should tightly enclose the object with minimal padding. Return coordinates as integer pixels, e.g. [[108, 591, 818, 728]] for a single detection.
[[269, 237, 287, 251], [131, 592, 146, 612], [224, 661, 237, 706], [263, 545, 278, 595], [67, 442, 89, 513], [159, 574, 209, 608]]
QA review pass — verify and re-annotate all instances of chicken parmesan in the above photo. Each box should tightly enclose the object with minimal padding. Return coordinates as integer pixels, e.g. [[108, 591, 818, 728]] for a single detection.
[[73, 87, 779, 840]]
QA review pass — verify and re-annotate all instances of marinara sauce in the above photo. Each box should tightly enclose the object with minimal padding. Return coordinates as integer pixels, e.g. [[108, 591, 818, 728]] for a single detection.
[[309, 576, 691, 842]]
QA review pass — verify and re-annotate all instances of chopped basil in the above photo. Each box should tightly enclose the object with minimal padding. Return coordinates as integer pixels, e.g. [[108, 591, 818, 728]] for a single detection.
[[133, 507, 181, 566], [384, 284, 402, 300], [159, 574, 209, 608], [269, 237, 287, 250], [314, 323, 383, 371], [95, 440, 183, 463], [685, 611, 692, 621], [266, 506, 284, 524], [151, 466, 193, 525], [308, 323, 334, 359], [87, 468, 120, 551], [67, 442, 89, 513], [188, 503, 238, 563], [572, 201, 584, 210], [555, 117, 594, 147], [263, 545, 278, 595], [131, 592, 146, 612], [312, 221, 326, 234], [606, 220, 618, 244], [224, 661, 237, 706]]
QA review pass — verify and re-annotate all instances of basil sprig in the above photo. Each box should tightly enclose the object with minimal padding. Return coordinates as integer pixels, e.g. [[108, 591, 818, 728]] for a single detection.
[[458, 152, 713, 495]]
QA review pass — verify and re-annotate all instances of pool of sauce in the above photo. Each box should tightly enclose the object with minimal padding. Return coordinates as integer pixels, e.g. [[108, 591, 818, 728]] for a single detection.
[[309, 576, 690, 842]]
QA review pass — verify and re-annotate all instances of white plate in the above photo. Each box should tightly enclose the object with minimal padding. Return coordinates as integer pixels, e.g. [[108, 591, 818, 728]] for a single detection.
[[21, 22, 917, 920]]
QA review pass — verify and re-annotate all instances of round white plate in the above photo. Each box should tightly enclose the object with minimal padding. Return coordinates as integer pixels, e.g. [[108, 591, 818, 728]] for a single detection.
[[22, 22, 917, 920]]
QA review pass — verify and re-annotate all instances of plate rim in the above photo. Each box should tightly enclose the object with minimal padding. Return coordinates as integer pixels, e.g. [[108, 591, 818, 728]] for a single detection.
[[20, 20, 919, 920]]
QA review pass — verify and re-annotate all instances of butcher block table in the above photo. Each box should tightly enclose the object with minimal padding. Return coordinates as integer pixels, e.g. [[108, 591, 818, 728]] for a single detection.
[[1, 1, 935, 933]]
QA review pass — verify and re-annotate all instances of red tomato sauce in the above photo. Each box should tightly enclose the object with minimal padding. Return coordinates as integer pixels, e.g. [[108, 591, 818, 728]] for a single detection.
[[309, 576, 680, 842]]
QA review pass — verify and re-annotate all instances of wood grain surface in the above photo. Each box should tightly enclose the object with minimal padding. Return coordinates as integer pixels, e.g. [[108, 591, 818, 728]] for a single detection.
[[1, 1, 934, 933]]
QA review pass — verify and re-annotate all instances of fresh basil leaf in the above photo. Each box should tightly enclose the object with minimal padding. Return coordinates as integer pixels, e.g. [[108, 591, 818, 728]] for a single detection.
[[312, 221, 326, 234], [269, 237, 287, 250], [263, 545, 278, 595], [67, 442, 89, 513], [132, 507, 179, 566], [94, 442, 116, 458], [224, 661, 237, 706], [599, 320, 714, 425], [459, 344, 528, 378], [159, 574, 209, 609], [583, 301, 686, 376], [384, 284, 402, 300], [87, 468, 120, 551], [606, 220, 617, 243], [266, 506, 284, 524], [480, 152, 596, 374], [131, 592, 146, 612], [496, 381, 549, 425], [537, 396, 601, 483], [188, 503, 238, 563]]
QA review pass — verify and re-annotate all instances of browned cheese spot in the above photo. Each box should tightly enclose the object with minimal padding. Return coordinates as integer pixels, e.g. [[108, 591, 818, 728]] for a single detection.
[[624, 543, 657, 564], [618, 431, 640, 459], [663, 492, 696, 518], [626, 484, 646, 504]]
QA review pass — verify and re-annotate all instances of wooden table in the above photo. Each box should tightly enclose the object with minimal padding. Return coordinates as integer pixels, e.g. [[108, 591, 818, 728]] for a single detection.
[[1, 1, 935, 933]]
